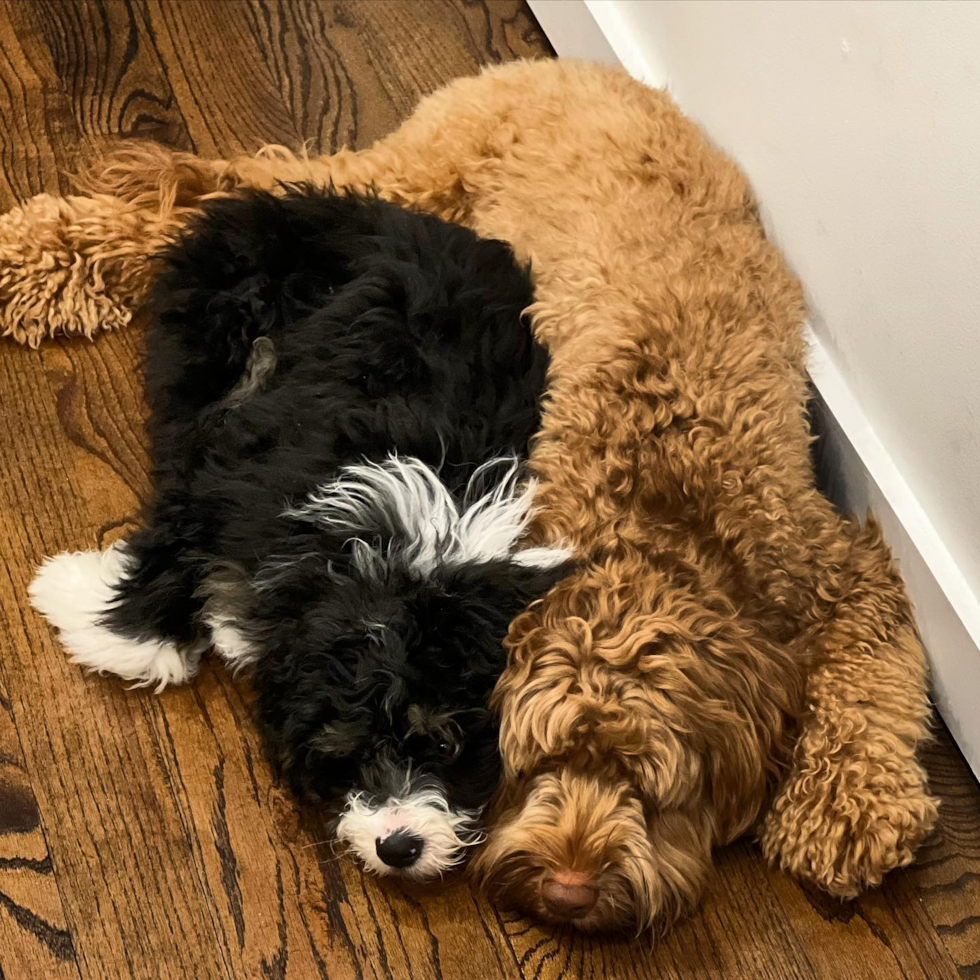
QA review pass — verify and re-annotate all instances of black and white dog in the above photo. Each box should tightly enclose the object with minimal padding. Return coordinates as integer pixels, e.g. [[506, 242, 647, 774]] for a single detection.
[[31, 188, 572, 879]]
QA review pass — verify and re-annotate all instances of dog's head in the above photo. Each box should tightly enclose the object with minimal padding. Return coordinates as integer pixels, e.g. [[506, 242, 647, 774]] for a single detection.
[[476, 554, 802, 930], [242, 455, 573, 879]]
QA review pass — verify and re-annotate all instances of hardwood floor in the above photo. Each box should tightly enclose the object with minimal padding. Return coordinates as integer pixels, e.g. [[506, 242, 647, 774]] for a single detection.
[[0, 2, 978, 977]]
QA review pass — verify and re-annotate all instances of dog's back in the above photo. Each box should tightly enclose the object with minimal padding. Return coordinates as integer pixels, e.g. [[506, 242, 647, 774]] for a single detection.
[[92, 187, 557, 630], [145, 189, 547, 514]]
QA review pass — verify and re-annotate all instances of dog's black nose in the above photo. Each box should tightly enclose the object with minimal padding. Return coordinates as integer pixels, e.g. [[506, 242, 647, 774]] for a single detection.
[[376, 831, 425, 868]]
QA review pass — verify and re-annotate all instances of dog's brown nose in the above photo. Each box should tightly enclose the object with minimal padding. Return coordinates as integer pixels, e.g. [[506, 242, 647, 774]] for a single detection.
[[541, 873, 598, 919]]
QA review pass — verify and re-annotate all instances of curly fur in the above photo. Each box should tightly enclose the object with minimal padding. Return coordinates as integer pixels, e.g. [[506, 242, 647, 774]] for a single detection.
[[28, 186, 572, 879], [0, 146, 223, 346], [3, 59, 937, 928]]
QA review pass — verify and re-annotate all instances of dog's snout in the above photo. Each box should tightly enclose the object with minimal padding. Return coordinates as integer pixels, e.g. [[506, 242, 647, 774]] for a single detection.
[[375, 830, 425, 869], [541, 872, 598, 919]]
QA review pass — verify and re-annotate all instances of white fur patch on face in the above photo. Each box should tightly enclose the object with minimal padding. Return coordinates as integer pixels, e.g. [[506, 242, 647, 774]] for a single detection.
[[336, 784, 483, 880], [284, 454, 572, 579], [28, 544, 194, 692]]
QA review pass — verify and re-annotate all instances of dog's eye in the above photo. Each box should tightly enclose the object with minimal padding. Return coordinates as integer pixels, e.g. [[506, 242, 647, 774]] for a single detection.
[[436, 738, 461, 761]]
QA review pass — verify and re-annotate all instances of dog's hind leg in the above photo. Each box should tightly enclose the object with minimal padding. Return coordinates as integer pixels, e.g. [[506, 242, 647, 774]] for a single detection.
[[0, 143, 227, 346], [761, 519, 939, 898], [0, 191, 167, 346], [30, 523, 207, 692]]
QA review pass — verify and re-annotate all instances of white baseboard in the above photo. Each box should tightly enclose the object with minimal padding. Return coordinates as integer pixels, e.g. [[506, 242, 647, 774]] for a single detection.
[[807, 329, 980, 775], [528, 0, 980, 776], [528, 0, 619, 64]]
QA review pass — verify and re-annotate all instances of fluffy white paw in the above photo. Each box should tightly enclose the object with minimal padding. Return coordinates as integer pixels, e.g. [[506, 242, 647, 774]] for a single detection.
[[29, 544, 192, 692]]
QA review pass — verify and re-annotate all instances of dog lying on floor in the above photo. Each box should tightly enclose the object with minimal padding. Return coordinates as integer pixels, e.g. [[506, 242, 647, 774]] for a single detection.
[[3, 59, 938, 931], [28, 187, 572, 880]]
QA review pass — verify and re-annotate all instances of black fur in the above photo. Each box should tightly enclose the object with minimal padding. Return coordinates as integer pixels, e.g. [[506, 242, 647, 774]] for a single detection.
[[104, 188, 570, 830]]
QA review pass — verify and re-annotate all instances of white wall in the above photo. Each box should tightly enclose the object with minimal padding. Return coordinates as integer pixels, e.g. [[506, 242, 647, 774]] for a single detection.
[[598, 0, 980, 598], [530, 0, 980, 770]]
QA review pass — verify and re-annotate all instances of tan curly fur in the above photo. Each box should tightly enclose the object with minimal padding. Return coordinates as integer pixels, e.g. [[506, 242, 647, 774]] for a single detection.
[[0, 59, 937, 931], [0, 146, 228, 347]]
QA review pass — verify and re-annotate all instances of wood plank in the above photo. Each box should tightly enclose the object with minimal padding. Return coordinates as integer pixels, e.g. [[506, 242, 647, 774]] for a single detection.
[[0, 668, 79, 980], [906, 738, 980, 977], [0, 0, 77, 204], [14, 0, 189, 149], [143, 0, 551, 158], [1, 2, 979, 979], [348, 0, 550, 116], [0, 338, 231, 980], [141, 0, 308, 157]]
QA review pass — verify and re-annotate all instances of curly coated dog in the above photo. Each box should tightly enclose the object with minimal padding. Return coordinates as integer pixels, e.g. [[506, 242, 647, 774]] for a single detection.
[[1, 59, 937, 932], [28, 186, 572, 880]]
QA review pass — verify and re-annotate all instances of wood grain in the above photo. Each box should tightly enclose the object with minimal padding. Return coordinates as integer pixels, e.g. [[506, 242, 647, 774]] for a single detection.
[[0, 668, 78, 980], [1, 2, 978, 978]]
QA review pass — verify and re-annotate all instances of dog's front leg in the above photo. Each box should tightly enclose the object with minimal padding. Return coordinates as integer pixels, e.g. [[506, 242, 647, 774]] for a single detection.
[[761, 519, 939, 898], [29, 530, 206, 692]]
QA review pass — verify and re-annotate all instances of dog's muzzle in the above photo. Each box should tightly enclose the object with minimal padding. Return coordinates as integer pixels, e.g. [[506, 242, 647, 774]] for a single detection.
[[375, 829, 426, 869], [335, 781, 483, 880]]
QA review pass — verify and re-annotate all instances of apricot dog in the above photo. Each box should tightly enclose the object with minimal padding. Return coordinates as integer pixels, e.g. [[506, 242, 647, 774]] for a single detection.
[[0, 59, 937, 932]]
